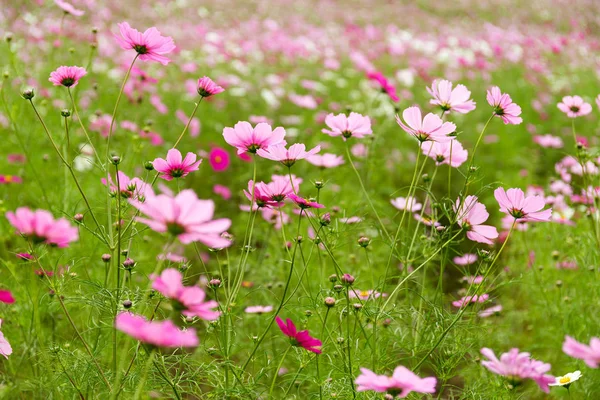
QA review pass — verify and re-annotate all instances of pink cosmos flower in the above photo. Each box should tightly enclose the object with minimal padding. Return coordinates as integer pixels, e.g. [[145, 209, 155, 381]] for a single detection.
[[355, 366, 437, 398], [557, 96, 592, 118], [102, 171, 150, 200], [563, 336, 600, 368], [486, 86, 523, 125], [453, 254, 477, 265], [48, 66, 87, 88], [114, 22, 176, 65], [427, 79, 476, 114], [0, 175, 22, 184], [90, 114, 112, 137], [115, 312, 198, 347], [367, 71, 400, 102], [461, 276, 484, 285], [245, 306, 273, 314], [275, 316, 322, 353], [223, 122, 286, 155], [454, 196, 499, 245], [322, 112, 372, 140], [256, 143, 321, 167], [478, 305, 503, 318], [245, 175, 302, 208], [421, 140, 468, 168], [149, 94, 168, 114], [6, 207, 78, 248], [54, 0, 84, 16], [197, 76, 224, 97], [349, 289, 387, 301], [533, 134, 563, 148], [287, 193, 324, 209], [129, 189, 232, 248], [452, 294, 489, 308], [494, 187, 552, 222], [390, 196, 422, 212], [396, 107, 456, 142], [0, 290, 15, 304], [153, 149, 202, 181], [213, 184, 232, 200], [0, 320, 12, 359], [208, 147, 230, 172], [306, 153, 344, 168], [480, 348, 554, 393], [151, 269, 219, 320], [289, 93, 318, 109], [7, 154, 26, 164]]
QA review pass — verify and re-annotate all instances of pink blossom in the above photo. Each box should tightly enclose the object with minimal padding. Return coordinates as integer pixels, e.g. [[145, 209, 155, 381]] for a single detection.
[[367, 71, 399, 102], [0, 175, 22, 184], [257, 143, 320, 167], [478, 305, 503, 318], [427, 79, 476, 114], [276, 316, 322, 353], [0, 290, 15, 304], [421, 140, 468, 167], [391, 196, 422, 212], [289, 93, 318, 109], [557, 96, 592, 118], [223, 121, 286, 155], [322, 112, 372, 140], [48, 66, 87, 88], [563, 336, 600, 368], [90, 114, 112, 137], [129, 189, 232, 248], [461, 276, 484, 285], [306, 153, 344, 168], [197, 76, 224, 97], [481, 348, 554, 393], [54, 0, 84, 16], [102, 171, 150, 200], [114, 22, 176, 65], [486, 86, 523, 125], [6, 207, 78, 248], [455, 196, 499, 244], [287, 193, 324, 209], [533, 134, 563, 148], [396, 107, 456, 142], [115, 312, 198, 347], [209, 147, 230, 171], [175, 110, 200, 137], [494, 187, 552, 222], [245, 175, 301, 208], [453, 254, 477, 266], [245, 306, 273, 314], [153, 149, 202, 181], [149, 94, 168, 114], [349, 289, 387, 301], [213, 184, 232, 200], [452, 294, 489, 308], [0, 320, 12, 359], [355, 366, 437, 398]]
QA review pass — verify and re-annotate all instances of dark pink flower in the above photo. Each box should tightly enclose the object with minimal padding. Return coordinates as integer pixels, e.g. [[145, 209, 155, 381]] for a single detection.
[[115, 312, 198, 347], [0, 290, 15, 304], [197, 76, 224, 98], [209, 147, 230, 172], [367, 71, 399, 102], [49, 66, 87, 88], [276, 316, 322, 353], [486, 86, 523, 125], [153, 149, 202, 181], [114, 22, 176, 65], [287, 193, 324, 209]]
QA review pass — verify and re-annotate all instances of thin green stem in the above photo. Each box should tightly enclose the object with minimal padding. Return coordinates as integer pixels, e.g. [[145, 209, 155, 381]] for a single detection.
[[268, 346, 291, 399], [172, 97, 202, 149], [68, 87, 105, 171]]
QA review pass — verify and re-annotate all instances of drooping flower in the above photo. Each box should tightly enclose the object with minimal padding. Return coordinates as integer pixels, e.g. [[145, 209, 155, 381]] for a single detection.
[[486, 86, 523, 125], [0, 290, 15, 304], [114, 22, 176, 65], [197, 76, 224, 98], [129, 189, 232, 248], [275, 316, 322, 353], [390, 196, 422, 212], [454, 196, 499, 244], [427, 79, 476, 114], [287, 193, 324, 209], [306, 153, 344, 168], [494, 187, 552, 222], [48, 66, 87, 88], [0, 320, 12, 359], [355, 366, 437, 398], [557, 96, 592, 118], [115, 312, 198, 347], [421, 140, 468, 168], [563, 336, 600, 368], [153, 149, 202, 181], [256, 143, 321, 167], [54, 0, 84, 16], [322, 112, 372, 140], [480, 348, 554, 393], [396, 107, 456, 142], [223, 122, 286, 155], [151, 269, 219, 320], [549, 371, 582, 387], [6, 208, 79, 248], [367, 71, 400, 102]]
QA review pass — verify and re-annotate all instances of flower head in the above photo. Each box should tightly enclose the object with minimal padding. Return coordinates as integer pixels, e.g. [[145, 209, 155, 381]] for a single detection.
[[396, 107, 456, 142], [6, 207, 78, 248], [102, 171, 151, 200], [0, 320, 12, 359], [223, 122, 286, 155], [390, 196, 422, 212], [54, 0, 84, 16], [355, 366, 437, 398], [452, 294, 489, 308], [549, 371, 582, 387], [454, 196, 499, 244], [427, 79, 476, 114], [209, 147, 230, 172], [486, 86, 523, 125], [494, 187, 552, 222], [287, 193, 324, 209], [49, 66, 87, 88], [421, 140, 468, 168], [115, 312, 198, 347], [322, 112, 372, 140], [197, 76, 224, 98], [563, 336, 600, 368], [367, 71, 399, 102], [0, 290, 15, 304], [245, 175, 302, 208], [153, 149, 202, 181], [257, 143, 320, 167], [276, 316, 322, 353], [114, 22, 175, 65], [453, 254, 477, 265], [245, 306, 273, 314], [557, 96, 592, 118], [306, 153, 344, 168]]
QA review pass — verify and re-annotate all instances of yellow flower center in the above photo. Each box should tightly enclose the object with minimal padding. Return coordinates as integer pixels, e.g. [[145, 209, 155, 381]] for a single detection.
[[214, 156, 222, 163], [559, 376, 571, 384], [360, 290, 369, 297], [4, 175, 13, 183]]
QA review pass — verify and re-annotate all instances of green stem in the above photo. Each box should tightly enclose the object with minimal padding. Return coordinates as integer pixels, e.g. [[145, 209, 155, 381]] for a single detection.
[[68, 87, 105, 171], [268, 346, 291, 399], [133, 349, 155, 400], [172, 97, 202, 149]]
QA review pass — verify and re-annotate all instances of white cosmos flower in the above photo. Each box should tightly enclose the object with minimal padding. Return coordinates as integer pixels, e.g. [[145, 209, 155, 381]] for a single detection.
[[549, 371, 582, 387]]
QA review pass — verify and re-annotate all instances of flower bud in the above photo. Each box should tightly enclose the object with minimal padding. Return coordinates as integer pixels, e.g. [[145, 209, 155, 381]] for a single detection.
[[101, 254, 111, 263], [209, 278, 221, 288], [111, 155, 121, 165], [73, 213, 84, 223], [4, 32, 12, 42], [328, 274, 338, 283], [122, 300, 132, 309], [21, 88, 35, 100], [61, 109, 71, 117], [320, 212, 331, 226], [324, 297, 336, 307], [341, 273, 355, 286], [352, 303, 362, 311], [305, 310, 312, 317], [144, 161, 154, 171], [122, 258, 136, 270], [357, 236, 370, 248], [314, 180, 325, 189], [333, 284, 343, 292]]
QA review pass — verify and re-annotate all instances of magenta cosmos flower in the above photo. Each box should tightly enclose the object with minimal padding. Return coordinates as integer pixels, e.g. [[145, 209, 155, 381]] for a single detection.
[[355, 366, 437, 398], [6, 207, 78, 248], [396, 107, 456, 143], [557, 96, 592, 118], [55, 0, 84, 16], [494, 187, 552, 222], [197, 76, 224, 98], [322, 112, 372, 140], [481, 348, 554, 393], [151, 269, 219, 320], [223, 121, 286, 155], [115, 312, 198, 347], [276, 316, 322, 353], [563, 336, 600, 368], [49, 66, 87, 88], [245, 175, 302, 208], [0, 290, 15, 304], [129, 189, 232, 248], [114, 22, 176, 65], [153, 149, 202, 181], [257, 143, 320, 167], [209, 147, 230, 171], [287, 193, 324, 209], [452, 294, 489, 308], [306, 153, 344, 168], [367, 71, 399, 102], [486, 86, 523, 125], [0, 320, 12, 359], [454, 196, 499, 244], [427, 79, 476, 114], [421, 140, 468, 168]]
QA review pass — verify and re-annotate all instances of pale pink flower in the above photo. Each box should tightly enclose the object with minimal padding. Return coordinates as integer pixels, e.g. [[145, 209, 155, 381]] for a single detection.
[[596, 94, 600, 111], [452, 294, 489, 308], [115, 312, 198, 347], [101, 171, 150, 200], [276, 317, 322, 353], [257, 143, 320, 167], [245, 175, 302, 208], [486, 86, 523, 125], [322, 112, 372, 140], [557, 96, 592, 118], [453, 254, 477, 265], [175, 110, 200, 137], [563, 336, 600, 368], [461, 276, 484, 285], [197, 76, 224, 97], [533, 134, 563, 148], [149, 94, 168, 114], [6, 207, 78, 248], [129, 189, 232, 248], [153, 149, 202, 181], [421, 140, 468, 167], [349, 289, 387, 301], [289, 93, 318, 109], [54, 0, 84, 16], [0, 320, 12, 359], [114, 22, 176, 65], [355, 366, 437, 397], [390, 196, 422, 212], [396, 107, 456, 142], [478, 305, 502, 318], [213, 184, 231, 200], [481, 348, 554, 393], [223, 122, 286, 155], [455, 196, 499, 244], [48, 66, 87, 88], [306, 153, 344, 168], [427, 79, 476, 114], [494, 187, 552, 222], [245, 306, 273, 314]]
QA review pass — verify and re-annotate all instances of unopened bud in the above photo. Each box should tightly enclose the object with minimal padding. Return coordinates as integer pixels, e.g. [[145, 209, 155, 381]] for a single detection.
[[111, 155, 121, 165], [209, 278, 221, 288], [61, 109, 71, 117], [320, 212, 331, 226], [144, 161, 154, 171], [101, 254, 111, 263], [122, 300, 132, 309], [328, 274, 338, 283], [73, 213, 84, 223], [324, 297, 336, 307], [21, 88, 35, 100], [357, 236, 370, 248], [341, 273, 355, 286], [122, 258, 136, 270]]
